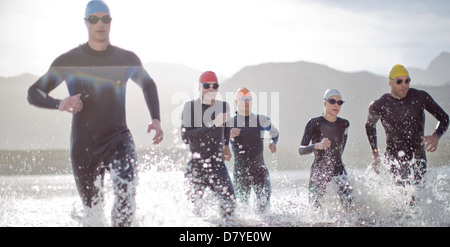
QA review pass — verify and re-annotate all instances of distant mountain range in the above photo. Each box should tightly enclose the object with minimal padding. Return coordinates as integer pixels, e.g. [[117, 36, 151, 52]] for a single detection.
[[221, 57, 450, 151], [408, 52, 450, 86], [1, 52, 449, 152]]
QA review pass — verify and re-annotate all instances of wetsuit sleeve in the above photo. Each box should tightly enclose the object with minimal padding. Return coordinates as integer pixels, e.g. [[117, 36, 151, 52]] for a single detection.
[[365, 101, 380, 152], [342, 121, 349, 154], [181, 101, 216, 144], [299, 119, 315, 155], [224, 102, 231, 146], [27, 67, 65, 109], [420, 90, 449, 137], [130, 66, 161, 121], [259, 115, 279, 144]]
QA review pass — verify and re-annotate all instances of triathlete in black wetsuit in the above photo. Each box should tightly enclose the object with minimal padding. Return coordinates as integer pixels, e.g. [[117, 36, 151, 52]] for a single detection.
[[27, 1, 163, 226], [230, 87, 279, 213], [181, 71, 236, 218], [299, 89, 352, 209], [366, 64, 448, 188]]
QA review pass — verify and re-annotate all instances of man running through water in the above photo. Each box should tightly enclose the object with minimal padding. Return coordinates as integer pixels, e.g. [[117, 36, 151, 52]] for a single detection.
[[230, 87, 279, 214], [27, 0, 163, 226], [299, 89, 353, 209], [181, 71, 236, 218], [366, 64, 448, 192]]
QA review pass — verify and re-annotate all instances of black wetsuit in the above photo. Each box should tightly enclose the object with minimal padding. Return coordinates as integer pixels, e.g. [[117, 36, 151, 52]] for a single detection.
[[28, 43, 160, 226], [365, 88, 449, 186], [230, 113, 279, 213], [181, 99, 236, 217], [299, 116, 352, 207]]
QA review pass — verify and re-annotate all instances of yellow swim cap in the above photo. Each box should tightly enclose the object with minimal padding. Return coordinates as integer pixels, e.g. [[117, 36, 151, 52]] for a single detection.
[[389, 64, 409, 80]]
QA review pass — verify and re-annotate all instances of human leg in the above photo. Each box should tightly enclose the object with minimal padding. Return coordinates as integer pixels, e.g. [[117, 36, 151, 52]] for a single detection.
[[308, 163, 331, 208], [71, 149, 105, 209], [387, 155, 426, 187], [233, 169, 251, 205], [253, 170, 271, 214], [334, 171, 353, 209], [386, 152, 427, 206], [210, 164, 236, 218], [105, 136, 138, 227], [185, 161, 209, 216]]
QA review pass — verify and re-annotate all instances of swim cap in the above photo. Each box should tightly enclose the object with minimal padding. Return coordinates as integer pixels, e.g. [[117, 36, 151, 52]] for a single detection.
[[324, 89, 342, 100], [85, 0, 110, 18], [235, 87, 251, 100], [389, 64, 409, 80], [199, 71, 218, 84]]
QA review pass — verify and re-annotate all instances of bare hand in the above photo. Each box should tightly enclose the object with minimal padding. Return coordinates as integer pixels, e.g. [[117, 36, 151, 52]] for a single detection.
[[372, 158, 380, 175], [147, 119, 164, 145], [223, 145, 232, 161], [59, 94, 83, 114], [230, 128, 241, 139], [214, 113, 228, 127], [371, 151, 380, 174], [314, 138, 331, 150], [421, 133, 440, 152], [268, 143, 277, 153]]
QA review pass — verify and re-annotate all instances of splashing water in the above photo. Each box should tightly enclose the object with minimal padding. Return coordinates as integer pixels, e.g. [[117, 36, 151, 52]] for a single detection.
[[0, 149, 449, 227]]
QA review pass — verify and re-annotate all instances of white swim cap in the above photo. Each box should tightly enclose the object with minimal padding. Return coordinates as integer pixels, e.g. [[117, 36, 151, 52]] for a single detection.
[[323, 89, 342, 100]]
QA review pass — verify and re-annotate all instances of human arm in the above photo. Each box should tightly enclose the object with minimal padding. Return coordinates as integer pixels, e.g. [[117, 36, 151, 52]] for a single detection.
[[268, 126, 278, 154], [130, 64, 164, 144], [223, 102, 233, 160], [341, 121, 349, 154], [299, 119, 330, 155], [365, 101, 381, 174], [223, 115, 232, 161], [268, 121, 279, 152], [299, 120, 314, 156], [131, 66, 161, 122], [27, 67, 65, 110], [259, 115, 279, 153], [180, 101, 220, 144], [223, 145, 232, 161], [420, 90, 449, 152], [421, 90, 449, 138], [230, 128, 241, 139], [147, 119, 163, 145], [58, 94, 83, 114], [268, 142, 277, 153], [420, 133, 440, 152]]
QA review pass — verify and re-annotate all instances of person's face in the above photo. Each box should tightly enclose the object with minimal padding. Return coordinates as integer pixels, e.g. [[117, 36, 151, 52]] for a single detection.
[[85, 12, 111, 43], [235, 92, 252, 114], [200, 82, 219, 101], [324, 95, 343, 117], [389, 75, 410, 99]]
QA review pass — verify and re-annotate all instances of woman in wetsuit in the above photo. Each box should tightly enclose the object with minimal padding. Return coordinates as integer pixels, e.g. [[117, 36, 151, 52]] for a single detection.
[[299, 89, 352, 209]]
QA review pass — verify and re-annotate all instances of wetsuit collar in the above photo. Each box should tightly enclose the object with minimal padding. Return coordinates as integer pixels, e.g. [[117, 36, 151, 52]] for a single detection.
[[198, 97, 216, 106], [321, 115, 339, 124], [236, 112, 254, 117], [81, 42, 115, 57], [389, 87, 413, 101]]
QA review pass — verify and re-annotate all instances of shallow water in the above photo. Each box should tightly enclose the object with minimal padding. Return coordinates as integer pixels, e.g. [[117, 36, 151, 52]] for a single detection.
[[1, 160, 449, 227]]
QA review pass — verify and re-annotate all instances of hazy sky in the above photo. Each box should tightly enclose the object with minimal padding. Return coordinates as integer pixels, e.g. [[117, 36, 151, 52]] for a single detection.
[[1, 0, 450, 78]]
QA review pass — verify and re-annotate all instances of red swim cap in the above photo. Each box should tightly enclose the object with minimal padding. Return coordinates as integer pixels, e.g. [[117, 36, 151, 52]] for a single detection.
[[199, 71, 218, 84]]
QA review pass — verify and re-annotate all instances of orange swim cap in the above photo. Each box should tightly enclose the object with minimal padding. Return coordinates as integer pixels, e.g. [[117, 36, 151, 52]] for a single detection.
[[235, 87, 251, 100]]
